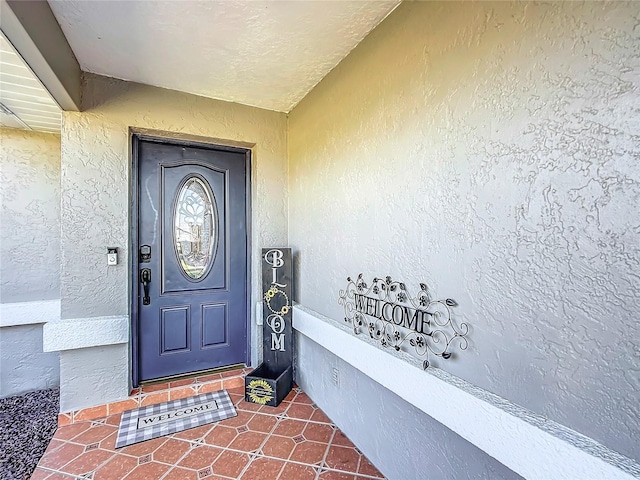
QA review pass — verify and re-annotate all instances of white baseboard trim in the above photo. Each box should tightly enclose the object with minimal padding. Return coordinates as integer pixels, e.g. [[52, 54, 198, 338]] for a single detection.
[[43, 315, 129, 352], [0, 299, 60, 328], [293, 304, 640, 480]]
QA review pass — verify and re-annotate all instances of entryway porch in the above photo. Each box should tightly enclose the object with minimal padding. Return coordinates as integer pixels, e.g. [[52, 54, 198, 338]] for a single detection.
[[32, 369, 383, 480]]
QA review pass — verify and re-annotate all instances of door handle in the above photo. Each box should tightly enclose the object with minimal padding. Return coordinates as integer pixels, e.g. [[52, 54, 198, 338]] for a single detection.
[[140, 268, 151, 305]]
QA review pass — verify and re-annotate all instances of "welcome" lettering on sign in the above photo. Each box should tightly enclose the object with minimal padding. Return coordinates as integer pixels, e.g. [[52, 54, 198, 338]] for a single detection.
[[136, 400, 219, 429]]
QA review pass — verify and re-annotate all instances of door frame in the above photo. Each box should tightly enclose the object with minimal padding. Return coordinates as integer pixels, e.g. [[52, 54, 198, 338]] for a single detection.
[[130, 131, 252, 388]]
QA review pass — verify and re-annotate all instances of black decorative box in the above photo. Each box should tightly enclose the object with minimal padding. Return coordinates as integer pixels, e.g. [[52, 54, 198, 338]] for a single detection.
[[244, 363, 293, 407]]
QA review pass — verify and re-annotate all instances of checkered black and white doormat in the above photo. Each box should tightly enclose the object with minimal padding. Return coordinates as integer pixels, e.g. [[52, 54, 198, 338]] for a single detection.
[[115, 390, 236, 448]]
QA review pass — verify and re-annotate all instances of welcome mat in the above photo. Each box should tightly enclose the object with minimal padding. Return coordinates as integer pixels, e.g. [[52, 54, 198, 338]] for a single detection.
[[115, 390, 236, 448]]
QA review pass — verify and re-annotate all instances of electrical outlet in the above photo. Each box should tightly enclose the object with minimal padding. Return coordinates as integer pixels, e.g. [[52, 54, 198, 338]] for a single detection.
[[331, 368, 340, 387]]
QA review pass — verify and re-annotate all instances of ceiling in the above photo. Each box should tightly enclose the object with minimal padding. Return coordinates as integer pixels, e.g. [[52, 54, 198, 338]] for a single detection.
[[0, 32, 62, 133], [48, 0, 400, 112]]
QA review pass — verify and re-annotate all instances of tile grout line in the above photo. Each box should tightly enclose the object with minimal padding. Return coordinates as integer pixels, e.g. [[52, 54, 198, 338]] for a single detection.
[[207, 438, 383, 478], [36, 447, 118, 480], [60, 370, 247, 425], [155, 434, 210, 480], [42, 385, 386, 480], [154, 413, 383, 479], [273, 456, 288, 480], [227, 397, 384, 478], [315, 422, 338, 479], [84, 450, 119, 479], [152, 427, 222, 479], [42, 438, 384, 478], [213, 406, 278, 479]]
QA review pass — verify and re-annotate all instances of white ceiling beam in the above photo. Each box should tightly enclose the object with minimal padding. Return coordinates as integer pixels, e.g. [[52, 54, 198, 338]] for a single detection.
[[0, 0, 80, 111]]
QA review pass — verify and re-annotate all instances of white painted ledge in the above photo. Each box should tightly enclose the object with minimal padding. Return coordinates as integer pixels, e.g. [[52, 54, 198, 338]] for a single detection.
[[293, 305, 640, 480], [0, 300, 60, 327], [43, 315, 129, 352]]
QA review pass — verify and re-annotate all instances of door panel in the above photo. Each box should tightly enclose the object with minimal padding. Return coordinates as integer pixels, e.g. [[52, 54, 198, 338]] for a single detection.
[[136, 139, 248, 382], [201, 303, 228, 347], [161, 306, 190, 354]]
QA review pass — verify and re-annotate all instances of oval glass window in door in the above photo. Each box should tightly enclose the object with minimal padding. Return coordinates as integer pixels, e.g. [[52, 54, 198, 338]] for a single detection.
[[173, 176, 217, 280]]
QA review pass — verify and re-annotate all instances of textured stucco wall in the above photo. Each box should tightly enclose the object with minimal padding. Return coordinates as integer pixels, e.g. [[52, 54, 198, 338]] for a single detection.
[[288, 0, 639, 464], [59, 344, 128, 412], [296, 333, 522, 480], [0, 324, 60, 398], [0, 127, 61, 303], [0, 301, 60, 398], [58, 74, 287, 410], [61, 73, 288, 321], [0, 128, 61, 398]]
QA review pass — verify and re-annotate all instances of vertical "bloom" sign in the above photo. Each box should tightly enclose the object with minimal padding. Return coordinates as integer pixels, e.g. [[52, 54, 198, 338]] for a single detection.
[[244, 248, 294, 407], [261, 248, 293, 366]]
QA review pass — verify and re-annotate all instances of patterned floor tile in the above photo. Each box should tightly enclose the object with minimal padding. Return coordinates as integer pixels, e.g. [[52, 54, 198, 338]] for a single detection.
[[98, 432, 118, 451], [204, 425, 238, 448], [303, 422, 335, 443], [46, 473, 79, 480], [72, 425, 118, 446], [177, 445, 223, 470], [273, 418, 306, 437], [34, 383, 385, 480], [358, 456, 385, 478], [38, 442, 87, 470], [279, 462, 317, 480], [261, 435, 296, 460], [153, 438, 192, 464], [289, 440, 330, 465], [211, 450, 250, 478], [236, 400, 262, 413], [325, 445, 361, 473], [162, 467, 198, 480], [60, 449, 113, 476], [121, 460, 170, 479], [93, 454, 139, 480], [331, 430, 357, 448], [104, 414, 123, 427], [239, 456, 286, 479], [285, 403, 315, 420], [293, 392, 314, 404], [53, 422, 92, 441], [120, 436, 167, 457], [44, 438, 66, 454], [310, 408, 333, 424], [228, 430, 267, 453], [318, 470, 357, 480], [259, 400, 291, 415], [246, 413, 278, 433], [219, 410, 254, 428]]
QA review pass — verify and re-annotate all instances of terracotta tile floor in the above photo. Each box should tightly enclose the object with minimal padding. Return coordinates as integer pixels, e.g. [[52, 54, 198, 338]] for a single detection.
[[31, 387, 385, 480]]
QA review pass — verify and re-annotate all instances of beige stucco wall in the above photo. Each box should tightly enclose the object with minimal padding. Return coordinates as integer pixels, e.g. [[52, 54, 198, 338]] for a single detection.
[[57, 74, 287, 409], [0, 127, 61, 398], [61, 73, 288, 320], [0, 127, 60, 303], [289, 0, 639, 463]]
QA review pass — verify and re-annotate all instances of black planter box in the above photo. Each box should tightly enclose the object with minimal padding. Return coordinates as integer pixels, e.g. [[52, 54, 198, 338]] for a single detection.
[[244, 363, 293, 407]]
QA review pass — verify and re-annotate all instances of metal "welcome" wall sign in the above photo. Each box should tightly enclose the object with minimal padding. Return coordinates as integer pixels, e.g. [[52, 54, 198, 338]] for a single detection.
[[338, 274, 468, 369]]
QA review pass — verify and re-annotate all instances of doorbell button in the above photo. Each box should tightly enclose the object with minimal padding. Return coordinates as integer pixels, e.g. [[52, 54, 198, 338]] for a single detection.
[[107, 247, 118, 266]]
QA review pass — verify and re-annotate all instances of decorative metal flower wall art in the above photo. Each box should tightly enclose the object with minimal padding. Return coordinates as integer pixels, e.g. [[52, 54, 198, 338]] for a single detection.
[[338, 274, 468, 369]]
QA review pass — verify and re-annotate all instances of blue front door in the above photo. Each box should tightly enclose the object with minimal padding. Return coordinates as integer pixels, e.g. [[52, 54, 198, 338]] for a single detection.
[[135, 138, 249, 382]]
